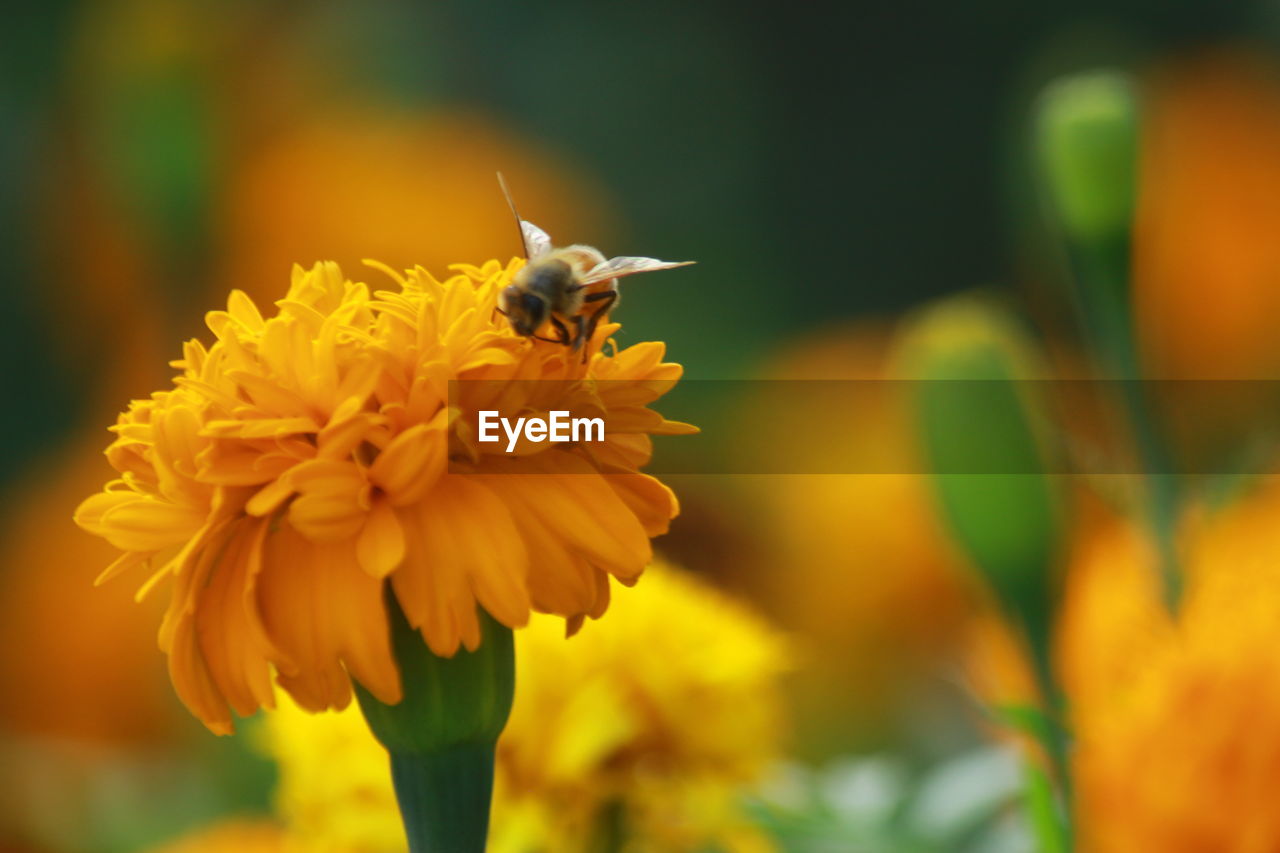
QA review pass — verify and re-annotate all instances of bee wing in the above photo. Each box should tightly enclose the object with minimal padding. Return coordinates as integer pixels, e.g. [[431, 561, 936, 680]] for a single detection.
[[498, 171, 554, 260], [580, 256, 696, 285], [522, 220, 553, 260]]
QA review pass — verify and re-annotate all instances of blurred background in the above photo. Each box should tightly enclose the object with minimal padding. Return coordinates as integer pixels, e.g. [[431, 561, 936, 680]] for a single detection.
[[8, 1, 1280, 850]]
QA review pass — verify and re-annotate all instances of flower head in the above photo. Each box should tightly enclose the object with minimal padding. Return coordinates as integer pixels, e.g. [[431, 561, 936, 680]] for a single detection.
[[1061, 481, 1280, 850], [261, 562, 789, 852], [76, 258, 692, 733]]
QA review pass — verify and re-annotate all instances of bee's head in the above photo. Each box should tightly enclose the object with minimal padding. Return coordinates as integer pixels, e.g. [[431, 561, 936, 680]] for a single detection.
[[500, 284, 550, 337]]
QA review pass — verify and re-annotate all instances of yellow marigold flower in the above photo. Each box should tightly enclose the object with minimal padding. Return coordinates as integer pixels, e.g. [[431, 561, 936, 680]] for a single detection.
[[261, 562, 789, 853], [1061, 481, 1280, 851], [145, 820, 288, 853], [75, 259, 690, 734]]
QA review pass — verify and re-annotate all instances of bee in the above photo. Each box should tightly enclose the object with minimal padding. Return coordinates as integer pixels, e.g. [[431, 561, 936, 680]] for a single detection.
[[495, 173, 694, 355]]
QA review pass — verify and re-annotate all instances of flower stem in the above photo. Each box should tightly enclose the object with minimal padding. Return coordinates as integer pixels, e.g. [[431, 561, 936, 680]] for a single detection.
[[1027, 631, 1074, 850], [390, 742, 497, 853], [1075, 238, 1183, 610], [356, 595, 515, 853]]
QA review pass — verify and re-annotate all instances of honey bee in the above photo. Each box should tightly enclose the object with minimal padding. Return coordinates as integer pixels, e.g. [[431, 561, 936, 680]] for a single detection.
[[495, 173, 694, 355]]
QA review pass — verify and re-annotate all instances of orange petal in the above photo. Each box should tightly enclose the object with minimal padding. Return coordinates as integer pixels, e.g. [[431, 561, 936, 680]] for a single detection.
[[392, 502, 479, 657], [256, 526, 352, 711], [97, 497, 207, 553], [482, 451, 652, 581], [356, 499, 406, 578], [603, 472, 679, 537], [369, 414, 447, 505], [74, 489, 141, 533], [286, 460, 369, 542], [195, 519, 276, 717], [257, 528, 400, 709], [415, 477, 531, 630]]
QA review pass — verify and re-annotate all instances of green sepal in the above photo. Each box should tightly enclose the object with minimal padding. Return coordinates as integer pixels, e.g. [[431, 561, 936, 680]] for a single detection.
[[355, 595, 515, 852]]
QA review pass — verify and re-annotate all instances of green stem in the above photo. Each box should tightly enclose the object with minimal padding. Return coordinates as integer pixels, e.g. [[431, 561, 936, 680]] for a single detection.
[[1026, 628, 1074, 851], [591, 799, 627, 853], [356, 595, 515, 853], [389, 742, 497, 853], [1074, 238, 1182, 610]]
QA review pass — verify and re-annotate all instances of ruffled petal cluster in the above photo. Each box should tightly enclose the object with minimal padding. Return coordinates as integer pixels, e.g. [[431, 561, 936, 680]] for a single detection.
[[1062, 483, 1280, 852], [76, 259, 692, 732]]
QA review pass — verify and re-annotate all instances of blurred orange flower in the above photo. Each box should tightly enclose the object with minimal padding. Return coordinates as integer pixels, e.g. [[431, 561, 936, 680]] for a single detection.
[[76, 258, 690, 734], [218, 111, 596, 306], [145, 820, 286, 853], [0, 446, 180, 745], [1134, 52, 1280, 380], [736, 323, 970, 745], [1062, 479, 1280, 851]]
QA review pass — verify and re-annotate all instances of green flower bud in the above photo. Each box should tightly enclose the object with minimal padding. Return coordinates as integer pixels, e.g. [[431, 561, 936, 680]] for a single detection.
[[1035, 71, 1139, 246], [896, 296, 1065, 676]]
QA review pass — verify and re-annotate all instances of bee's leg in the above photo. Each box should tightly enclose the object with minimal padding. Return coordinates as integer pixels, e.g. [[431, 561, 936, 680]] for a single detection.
[[579, 291, 618, 361], [549, 316, 573, 346], [492, 305, 509, 324], [570, 315, 589, 360]]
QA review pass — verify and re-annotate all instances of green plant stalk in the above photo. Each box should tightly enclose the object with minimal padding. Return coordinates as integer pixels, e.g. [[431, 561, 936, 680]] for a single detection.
[[1072, 238, 1182, 610], [356, 596, 515, 853], [1024, 762, 1070, 853], [591, 799, 627, 853], [388, 743, 497, 853], [1025, 618, 1074, 851]]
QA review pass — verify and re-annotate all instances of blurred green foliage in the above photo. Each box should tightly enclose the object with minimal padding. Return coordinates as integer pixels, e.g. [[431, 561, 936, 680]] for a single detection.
[[1, 0, 1268, 485]]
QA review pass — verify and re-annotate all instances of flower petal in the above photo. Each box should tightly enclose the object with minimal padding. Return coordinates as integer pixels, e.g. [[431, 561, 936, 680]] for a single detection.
[[368, 414, 447, 505], [97, 497, 207, 553], [257, 526, 400, 710], [356, 499, 406, 578]]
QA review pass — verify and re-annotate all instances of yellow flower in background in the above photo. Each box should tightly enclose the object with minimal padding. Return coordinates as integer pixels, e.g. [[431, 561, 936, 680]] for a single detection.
[[494, 563, 788, 853], [261, 562, 788, 853], [75, 258, 690, 734], [1062, 480, 1280, 851], [144, 820, 288, 853]]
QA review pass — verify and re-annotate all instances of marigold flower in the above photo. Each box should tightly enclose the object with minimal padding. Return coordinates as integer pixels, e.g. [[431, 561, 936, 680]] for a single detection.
[[75, 258, 691, 734], [260, 562, 789, 853], [1060, 481, 1280, 850], [1134, 51, 1280, 381]]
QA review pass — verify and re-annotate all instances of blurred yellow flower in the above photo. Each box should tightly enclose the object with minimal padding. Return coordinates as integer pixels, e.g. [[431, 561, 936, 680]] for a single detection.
[[1062, 480, 1280, 851], [75, 258, 690, 734], [145, 820, 288, 853], [262, 562, 788, 853]]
